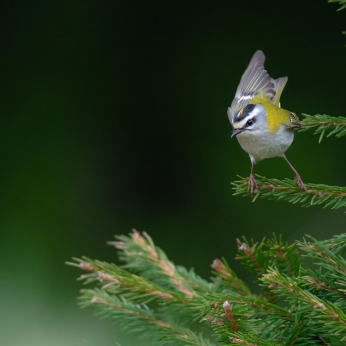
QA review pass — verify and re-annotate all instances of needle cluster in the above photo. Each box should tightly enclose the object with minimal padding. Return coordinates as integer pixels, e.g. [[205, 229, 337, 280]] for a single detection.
[[68, 230, 346, 345], [232, 175, 346, 210], [300, 114, 346, 142], [329, 0, 346, 11]]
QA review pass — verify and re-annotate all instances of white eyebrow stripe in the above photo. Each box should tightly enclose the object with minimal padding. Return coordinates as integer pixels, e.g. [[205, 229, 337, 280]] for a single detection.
[[233, 106, 261, 128], [234, 115, 255, 128], [238, 95, 253, 103]]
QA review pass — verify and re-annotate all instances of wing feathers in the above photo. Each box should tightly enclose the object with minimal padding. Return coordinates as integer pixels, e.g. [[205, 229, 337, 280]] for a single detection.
[[272, 77, 288, 106], [229, 51, 288, 123]]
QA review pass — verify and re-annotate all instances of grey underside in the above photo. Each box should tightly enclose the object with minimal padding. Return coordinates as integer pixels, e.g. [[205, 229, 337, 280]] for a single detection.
[[237, 125, 294, 163]]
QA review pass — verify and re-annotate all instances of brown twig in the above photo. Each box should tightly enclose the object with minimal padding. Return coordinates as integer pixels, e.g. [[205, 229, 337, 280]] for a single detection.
[[273, 246, 295, 277], [257, 182, 346, 197], [78, 261, 175, 300], [236, 239, 264, 274], [306, 277, 346, 297], [222, 298, 238, 332], [236, 239, 275, 303]]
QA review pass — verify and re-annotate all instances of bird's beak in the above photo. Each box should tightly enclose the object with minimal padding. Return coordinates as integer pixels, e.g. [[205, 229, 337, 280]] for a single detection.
[[231, 129, 243, 138]]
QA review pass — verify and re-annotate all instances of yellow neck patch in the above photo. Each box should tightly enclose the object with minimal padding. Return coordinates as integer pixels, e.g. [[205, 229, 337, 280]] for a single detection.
[[250, 94, 290, 133]]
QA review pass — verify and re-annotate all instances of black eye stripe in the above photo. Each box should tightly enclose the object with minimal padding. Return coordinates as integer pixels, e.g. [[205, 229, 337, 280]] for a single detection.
[[245, 104, 255, 112], [234, 104, 256, 123]]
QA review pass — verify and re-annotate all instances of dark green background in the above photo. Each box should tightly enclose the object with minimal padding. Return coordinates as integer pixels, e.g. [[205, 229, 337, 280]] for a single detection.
[[1, 1, 346, 345]]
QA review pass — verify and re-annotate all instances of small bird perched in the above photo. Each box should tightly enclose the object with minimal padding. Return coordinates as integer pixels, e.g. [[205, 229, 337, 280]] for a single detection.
[[228, 50, 307, 194]]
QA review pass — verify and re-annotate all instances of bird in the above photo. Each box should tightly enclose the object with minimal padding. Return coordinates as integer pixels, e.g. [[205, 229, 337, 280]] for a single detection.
[[227, 50, 307, 194]]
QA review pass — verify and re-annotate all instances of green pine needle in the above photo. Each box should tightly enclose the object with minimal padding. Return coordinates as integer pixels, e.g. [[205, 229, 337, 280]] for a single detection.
[[300, 113, 346, 142], [329, 0, 346, 11], [68, 231, 346, 345], [232, 175, 346, 211]]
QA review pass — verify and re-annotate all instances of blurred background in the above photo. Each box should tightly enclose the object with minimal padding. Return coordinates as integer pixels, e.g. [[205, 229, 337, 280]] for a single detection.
[[1, 0, 346, 345]]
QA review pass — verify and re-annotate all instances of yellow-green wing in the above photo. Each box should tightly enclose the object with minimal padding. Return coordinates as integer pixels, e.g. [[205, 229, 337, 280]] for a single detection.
[[272, 77, 288, 107]]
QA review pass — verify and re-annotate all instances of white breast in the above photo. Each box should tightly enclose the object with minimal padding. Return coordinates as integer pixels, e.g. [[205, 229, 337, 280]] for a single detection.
[[236, 125, 294, 162]]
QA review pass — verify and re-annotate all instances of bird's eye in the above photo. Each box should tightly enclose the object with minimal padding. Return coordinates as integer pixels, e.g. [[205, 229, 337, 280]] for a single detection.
[[246, 119, 253, 126]]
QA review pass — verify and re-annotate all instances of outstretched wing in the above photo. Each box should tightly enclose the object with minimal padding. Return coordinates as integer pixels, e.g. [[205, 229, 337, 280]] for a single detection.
[[228, 50, 288, 123]]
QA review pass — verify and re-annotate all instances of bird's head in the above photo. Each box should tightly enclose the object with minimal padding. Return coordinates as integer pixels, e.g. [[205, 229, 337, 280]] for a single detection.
[[230, 103, 267, 138]]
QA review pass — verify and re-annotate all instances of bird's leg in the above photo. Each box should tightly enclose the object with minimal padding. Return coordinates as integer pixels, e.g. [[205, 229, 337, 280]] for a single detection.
[[283, 154, 307, 192], [248, 160, 258, 194]]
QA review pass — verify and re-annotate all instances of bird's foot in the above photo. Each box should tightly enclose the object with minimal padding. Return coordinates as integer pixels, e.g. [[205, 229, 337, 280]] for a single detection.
[[247, 174, 259, 194], [295, 175, 307, 192]]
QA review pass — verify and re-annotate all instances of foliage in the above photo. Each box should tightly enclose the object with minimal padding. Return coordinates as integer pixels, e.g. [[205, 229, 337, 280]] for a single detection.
[[300, 114, 346, 142], [68, 4, 346, 346], [68, 230, 346, 345], [232, 175, 346, 211], [329, 0, 346, 11]]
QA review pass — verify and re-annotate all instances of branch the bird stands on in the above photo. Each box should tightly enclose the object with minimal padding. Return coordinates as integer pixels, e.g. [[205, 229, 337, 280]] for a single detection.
[[232, 175, 346, 210], [231, 113, 346, 210]]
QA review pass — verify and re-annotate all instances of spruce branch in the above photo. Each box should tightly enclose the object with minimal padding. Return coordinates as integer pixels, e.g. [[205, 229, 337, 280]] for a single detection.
[[109, 229, 214, 296], [69, 232, 346, 345], [197, 291, 294, 323], [210, 258, 251, 296], [232, 175, 346, 211], [235, 237, 267, 278], [234, 235, 301, 302], [68, 6, 346, 343], [329, 0, 346, 11], [266, 234, 301, 277], [196, 291, 294, 346], [318, 233, 346, 257], [80, 289, 216, 346], [282, 313, 306, 346], [67, 257, 187, 304], [301, 268, 346, 302], [297, 236, 346, 290], [300, 114, 346, 142], [262, 268, 346, 342], [234, 237, 277, 301]]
